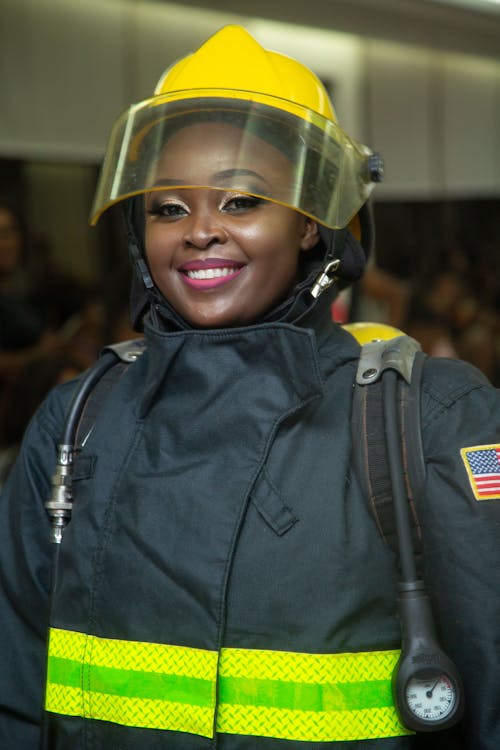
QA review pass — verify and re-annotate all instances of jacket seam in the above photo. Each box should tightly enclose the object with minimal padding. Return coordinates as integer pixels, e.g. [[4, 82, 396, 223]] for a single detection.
[[86, 420, 145, 632], [421, 382, 487, 429]]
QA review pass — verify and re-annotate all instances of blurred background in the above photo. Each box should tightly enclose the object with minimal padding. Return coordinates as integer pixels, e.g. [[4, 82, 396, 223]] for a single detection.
[[1, 0, 500, 475]]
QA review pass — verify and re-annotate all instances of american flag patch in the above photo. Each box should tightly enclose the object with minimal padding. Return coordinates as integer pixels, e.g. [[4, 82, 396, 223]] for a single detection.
[[461, 444, 500, 500]]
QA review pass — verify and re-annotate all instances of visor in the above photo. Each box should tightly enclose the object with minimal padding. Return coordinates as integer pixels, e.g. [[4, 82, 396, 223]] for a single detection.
[[90, 90, 378, 229]]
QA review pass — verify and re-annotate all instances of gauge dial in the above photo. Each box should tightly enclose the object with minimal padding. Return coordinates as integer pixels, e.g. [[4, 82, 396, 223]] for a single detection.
[[405, 674, 456, 722]]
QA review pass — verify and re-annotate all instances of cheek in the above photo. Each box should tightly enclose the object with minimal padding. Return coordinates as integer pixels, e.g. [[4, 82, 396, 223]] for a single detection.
[[144, 225, 175, 269], [251, 218, 304, 265], [243, 214, 303, 255]]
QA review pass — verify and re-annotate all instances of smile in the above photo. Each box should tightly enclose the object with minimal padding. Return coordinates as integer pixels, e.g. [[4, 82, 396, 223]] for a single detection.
[[179, 262, 244, 290], [185, 267, 238, 280]]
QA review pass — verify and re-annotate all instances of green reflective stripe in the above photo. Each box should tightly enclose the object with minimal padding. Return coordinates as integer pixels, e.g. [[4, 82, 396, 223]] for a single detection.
[[218, 675, 393, 712], [48, 656, 82, 689], [45, 628, 411, 742], [49, 656, 213, 706]]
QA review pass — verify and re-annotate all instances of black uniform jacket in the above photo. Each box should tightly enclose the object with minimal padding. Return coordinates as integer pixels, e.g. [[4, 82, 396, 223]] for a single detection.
[[0, 286, 499, 750]]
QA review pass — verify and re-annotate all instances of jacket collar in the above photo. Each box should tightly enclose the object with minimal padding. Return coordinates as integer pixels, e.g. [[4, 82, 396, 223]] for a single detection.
[[140, 275, 360, 416], [143, 260, 339, 333]]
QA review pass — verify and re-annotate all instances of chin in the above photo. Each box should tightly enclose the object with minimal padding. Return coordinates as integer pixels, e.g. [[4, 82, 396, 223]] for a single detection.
[[184, 306, 249, 329]]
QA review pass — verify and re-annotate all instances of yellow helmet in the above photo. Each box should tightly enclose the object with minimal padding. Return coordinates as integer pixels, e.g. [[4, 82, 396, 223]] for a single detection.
[[153, 24, 336, 121], [90, 25, 382, 227]]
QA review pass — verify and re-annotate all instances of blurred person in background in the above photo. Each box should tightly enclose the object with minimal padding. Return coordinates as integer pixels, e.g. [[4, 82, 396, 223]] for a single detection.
[[0, 200, 92, 381], [405, 246, 499, 385], [0, 201, 57, 376], [0, 199, 138, 436]]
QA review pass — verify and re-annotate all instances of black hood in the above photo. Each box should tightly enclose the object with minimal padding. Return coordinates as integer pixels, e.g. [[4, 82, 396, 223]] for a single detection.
[[125, 199, 373, 332]]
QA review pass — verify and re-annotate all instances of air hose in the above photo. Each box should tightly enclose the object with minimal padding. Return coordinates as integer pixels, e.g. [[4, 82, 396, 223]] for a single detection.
[[44, 350, 119, 550], [383, 369, 464, 732]]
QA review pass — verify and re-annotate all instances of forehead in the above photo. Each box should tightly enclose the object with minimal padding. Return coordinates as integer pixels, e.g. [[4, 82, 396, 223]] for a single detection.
[[153, 121, 293, 188]]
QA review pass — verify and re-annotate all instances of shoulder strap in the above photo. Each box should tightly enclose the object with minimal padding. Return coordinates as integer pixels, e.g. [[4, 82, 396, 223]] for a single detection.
[[75, 338, 147, 449], [351, 335, 426, 559]]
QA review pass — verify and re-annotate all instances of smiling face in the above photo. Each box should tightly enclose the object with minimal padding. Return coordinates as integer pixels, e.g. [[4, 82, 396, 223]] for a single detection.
[[143, 122, 318, 328]]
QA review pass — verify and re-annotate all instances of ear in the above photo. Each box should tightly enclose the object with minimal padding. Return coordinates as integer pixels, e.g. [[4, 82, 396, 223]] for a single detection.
[[300, 218, 319, 252]]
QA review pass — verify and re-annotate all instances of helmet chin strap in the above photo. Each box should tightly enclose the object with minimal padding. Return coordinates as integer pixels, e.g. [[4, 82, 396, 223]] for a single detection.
[[311, 226, 367, 299], [310, 258, 342, 299], [123, 200, 165, 332], [124, 200, 154, 290]]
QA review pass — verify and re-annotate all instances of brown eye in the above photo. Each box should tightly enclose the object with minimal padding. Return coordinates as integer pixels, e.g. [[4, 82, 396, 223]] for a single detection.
[[147, 201, 188, 220], [222, 195, 264, 213]]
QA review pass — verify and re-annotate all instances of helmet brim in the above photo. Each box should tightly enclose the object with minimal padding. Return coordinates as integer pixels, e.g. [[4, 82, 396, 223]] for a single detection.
[[90, 93, 378, 229]]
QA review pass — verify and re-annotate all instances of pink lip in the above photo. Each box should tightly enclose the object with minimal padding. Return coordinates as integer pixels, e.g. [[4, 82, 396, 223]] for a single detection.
[[178, 258, 245, 291]]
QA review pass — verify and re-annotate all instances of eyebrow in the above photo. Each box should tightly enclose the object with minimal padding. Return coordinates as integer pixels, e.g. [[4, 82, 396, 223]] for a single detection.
[[151, 178, 187, 187], [212, 168, 272, 189], [151, 168, 272, 190]]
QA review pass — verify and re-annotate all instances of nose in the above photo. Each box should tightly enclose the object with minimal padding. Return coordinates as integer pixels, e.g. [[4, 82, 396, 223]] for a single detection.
[[183, 207, 228, 250]]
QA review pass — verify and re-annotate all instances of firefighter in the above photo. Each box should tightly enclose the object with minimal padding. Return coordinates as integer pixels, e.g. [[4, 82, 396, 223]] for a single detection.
[[0, 25, 499, 750]]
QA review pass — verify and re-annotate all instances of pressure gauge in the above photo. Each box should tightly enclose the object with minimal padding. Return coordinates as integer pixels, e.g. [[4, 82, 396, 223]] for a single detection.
[[405, 673, 456, 722], [394, 658, 464, 732], [395, 665, 463, 732], [393, 585, 465, 732]]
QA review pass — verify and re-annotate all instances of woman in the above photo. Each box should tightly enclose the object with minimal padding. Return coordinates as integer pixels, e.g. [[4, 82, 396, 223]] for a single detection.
[[0, 25, 499, 750]]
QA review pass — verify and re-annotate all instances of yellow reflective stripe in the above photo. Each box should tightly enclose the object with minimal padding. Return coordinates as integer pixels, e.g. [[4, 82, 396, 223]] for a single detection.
[[217, 704, 409, 742], [49, 627, 87, 661], [48, 627, 216, 680], [45, 683, 214, 737], [219, 645, 399, 682], [45, 684, 82, 718], [46, 628, 411, 742]]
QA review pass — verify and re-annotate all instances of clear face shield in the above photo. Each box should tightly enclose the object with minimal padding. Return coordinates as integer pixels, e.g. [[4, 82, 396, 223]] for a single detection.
[[90, 91, 380, 229]]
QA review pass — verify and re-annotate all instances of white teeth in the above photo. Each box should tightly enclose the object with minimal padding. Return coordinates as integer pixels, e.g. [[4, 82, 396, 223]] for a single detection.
[[186, 267, 238, 280]]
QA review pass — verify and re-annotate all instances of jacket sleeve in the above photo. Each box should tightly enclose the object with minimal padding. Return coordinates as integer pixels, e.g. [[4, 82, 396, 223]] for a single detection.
[[0, 382, 72, 750], [420, 357, 500, 750]]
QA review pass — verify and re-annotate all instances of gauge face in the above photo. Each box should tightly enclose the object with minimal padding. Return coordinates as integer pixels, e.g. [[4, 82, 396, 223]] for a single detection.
[[405, 674, 456, 722]]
